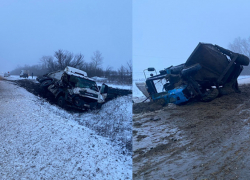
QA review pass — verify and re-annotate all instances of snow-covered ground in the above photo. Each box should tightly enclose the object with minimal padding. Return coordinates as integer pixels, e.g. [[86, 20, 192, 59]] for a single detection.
[[0, 79, 132, 179], [238, 75, 250, 84]]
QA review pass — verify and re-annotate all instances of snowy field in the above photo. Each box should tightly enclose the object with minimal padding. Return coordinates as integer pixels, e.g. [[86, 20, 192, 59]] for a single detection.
[[0, 78, 132, 179], [133, 71, 250, 103]]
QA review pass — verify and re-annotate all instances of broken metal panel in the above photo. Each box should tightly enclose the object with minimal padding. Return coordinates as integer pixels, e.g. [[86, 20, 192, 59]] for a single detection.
[[135, 82, 150, 98], [64, 66, 87, 77], [47, 70, 64, 80]]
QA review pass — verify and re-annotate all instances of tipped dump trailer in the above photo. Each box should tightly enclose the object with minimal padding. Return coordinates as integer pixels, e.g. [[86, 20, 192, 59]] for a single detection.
[[136, 43, 250, 105]]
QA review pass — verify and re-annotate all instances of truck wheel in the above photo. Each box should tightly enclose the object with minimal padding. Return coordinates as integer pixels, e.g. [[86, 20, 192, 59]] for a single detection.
[[235, 54, 249, 66], [57, 96, 65, 108], [73, 97, 83, 107], [40, 79, 53, 88], [201, 88, 219, 102], [181, 63, 201, 77]]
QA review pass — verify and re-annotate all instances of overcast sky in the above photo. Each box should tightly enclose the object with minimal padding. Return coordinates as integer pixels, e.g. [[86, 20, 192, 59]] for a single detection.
[[133, 0, 250, 79], [0, 0, 131, 73]]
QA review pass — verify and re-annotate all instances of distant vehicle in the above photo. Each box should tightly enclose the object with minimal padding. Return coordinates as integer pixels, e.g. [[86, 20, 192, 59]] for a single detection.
[[4, 72, 10, 77], [20, 70, 29, 78], [37, 66, 131, 110]]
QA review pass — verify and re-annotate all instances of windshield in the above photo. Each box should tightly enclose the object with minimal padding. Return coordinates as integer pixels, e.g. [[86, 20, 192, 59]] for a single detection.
[[70, 76, 98, 91]]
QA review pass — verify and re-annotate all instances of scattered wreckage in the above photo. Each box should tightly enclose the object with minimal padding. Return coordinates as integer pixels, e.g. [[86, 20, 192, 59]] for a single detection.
[[37, 66, 131, 110], [136, 43, 250, 105]]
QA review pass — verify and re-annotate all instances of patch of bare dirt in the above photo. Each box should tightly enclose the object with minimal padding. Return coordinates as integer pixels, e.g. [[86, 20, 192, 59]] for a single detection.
[[133, 84, 250, 179]]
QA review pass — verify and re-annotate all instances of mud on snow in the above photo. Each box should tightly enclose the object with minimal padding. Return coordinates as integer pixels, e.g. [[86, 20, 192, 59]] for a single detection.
[[133, 84, 250, 180]]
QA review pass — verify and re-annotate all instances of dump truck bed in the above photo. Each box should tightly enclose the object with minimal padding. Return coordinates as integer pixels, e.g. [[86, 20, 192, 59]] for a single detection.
[[185, 43, 243, 86]]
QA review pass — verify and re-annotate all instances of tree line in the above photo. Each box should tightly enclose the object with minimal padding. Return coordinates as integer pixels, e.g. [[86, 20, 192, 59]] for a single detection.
[[228, 37, 250, 75], [11, 50, 132, 84]]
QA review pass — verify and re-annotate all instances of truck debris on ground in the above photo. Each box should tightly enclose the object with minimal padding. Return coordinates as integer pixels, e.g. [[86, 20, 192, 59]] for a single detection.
[[136, 43, 250, 105]]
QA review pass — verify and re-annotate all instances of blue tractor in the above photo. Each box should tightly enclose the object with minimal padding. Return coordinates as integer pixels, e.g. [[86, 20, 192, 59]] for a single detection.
[[137, 43, 250, 105]]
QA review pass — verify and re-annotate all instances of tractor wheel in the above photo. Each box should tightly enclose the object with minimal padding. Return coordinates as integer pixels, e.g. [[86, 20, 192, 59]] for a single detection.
[[201, 88, 219, 102]]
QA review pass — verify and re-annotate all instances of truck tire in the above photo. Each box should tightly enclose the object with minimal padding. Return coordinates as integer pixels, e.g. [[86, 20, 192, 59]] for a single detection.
[[181, 63, 201, 77], [40, 79, 53, 88], [201, 88, 219, 102], [57, 96, 65, 108], [73, 97, 83, 107], [235, 54, 249, 66]]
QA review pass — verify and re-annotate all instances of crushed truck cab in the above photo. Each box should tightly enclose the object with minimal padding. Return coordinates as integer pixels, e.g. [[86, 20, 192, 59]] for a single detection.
[[136, 43, 250, 105], [37, 66, 131, 110]]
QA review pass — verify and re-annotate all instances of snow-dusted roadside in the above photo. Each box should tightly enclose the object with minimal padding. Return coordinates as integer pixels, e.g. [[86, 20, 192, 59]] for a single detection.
[[0, 80, 132, 179], [238, 76, 250, 85], [71, 96, 133, 155]]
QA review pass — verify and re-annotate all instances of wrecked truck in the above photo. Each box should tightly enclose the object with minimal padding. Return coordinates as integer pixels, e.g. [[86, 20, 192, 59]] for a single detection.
[[136, 43, 250, 105], [20, 70, 29, 78], [37, 66, 131, 110]]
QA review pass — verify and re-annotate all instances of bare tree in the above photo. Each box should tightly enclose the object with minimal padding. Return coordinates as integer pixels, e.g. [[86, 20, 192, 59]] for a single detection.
[[54, 50, 85, 70], [229, 37, 250, 58], [40, 56, 57, 72], [71, 53, 85, 69], [105, 65, 112, 76], [126, 59, 132, 80], [229, 37, 250, 75], [118, 65, 126, 81], [54, 50, 73, 70], [126, 60, 132, 84], [126, 60, 132, 73], [91, 50, 103, 75]]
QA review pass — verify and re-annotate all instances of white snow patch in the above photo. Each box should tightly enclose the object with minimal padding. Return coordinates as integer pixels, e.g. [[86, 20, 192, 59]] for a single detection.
[[0, 80, 132, 179]]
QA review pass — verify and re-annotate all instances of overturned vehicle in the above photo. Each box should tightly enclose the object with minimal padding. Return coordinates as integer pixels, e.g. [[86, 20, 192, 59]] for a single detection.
[[37, 66, 131, 110], [136, 43, 250, 105]]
